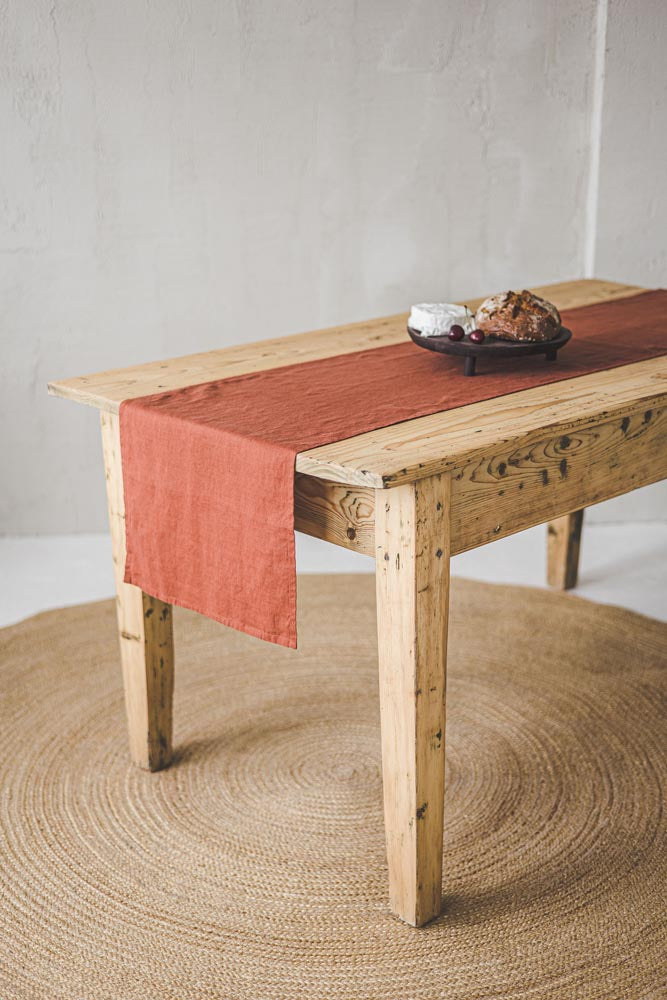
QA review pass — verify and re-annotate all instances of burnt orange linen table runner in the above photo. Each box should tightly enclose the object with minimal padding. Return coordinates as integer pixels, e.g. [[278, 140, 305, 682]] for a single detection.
[[120, 290, 667, 647]]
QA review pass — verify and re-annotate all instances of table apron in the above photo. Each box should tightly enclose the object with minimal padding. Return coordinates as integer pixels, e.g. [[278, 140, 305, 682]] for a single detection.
[[294, 399, 667, 557]]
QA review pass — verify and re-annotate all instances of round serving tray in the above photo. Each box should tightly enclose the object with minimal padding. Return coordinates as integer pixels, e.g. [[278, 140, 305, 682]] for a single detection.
[[407, 325, 572, 376]]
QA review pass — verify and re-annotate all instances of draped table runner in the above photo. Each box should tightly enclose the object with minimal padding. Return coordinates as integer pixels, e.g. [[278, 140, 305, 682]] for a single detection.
[[120, 290, 667, 648]]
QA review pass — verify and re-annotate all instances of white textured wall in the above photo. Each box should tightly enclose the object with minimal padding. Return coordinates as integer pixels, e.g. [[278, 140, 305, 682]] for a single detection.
[[594, 0, 666, 287], [587, 0, 667, 523], [0, 0, 663, 533]]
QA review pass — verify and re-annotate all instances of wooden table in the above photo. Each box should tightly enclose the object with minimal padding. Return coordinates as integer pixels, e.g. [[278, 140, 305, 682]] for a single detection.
[[49, 278, 667, 926]]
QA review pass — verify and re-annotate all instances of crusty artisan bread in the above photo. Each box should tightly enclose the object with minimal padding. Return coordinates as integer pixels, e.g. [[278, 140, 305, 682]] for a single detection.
[[474, 290, 561, 342]]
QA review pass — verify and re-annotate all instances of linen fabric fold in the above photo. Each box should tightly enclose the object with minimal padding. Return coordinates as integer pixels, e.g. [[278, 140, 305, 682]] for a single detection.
[[120, 290, 667, 647]]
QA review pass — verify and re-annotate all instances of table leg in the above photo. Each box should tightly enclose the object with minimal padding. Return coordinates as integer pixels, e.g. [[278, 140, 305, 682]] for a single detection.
[[375, 473, 450, 926], [100, 412, 174, 771], [547, 509, 584, 590]]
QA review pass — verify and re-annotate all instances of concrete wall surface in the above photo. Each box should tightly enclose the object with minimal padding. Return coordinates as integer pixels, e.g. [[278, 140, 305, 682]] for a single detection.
[[0, 0, 664, 533], [590, 0, 667, 522]]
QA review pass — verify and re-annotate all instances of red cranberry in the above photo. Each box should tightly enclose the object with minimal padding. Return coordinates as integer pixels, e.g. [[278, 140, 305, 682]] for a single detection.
[[469, 329, 485, 344], [448, 324, 465, 341]]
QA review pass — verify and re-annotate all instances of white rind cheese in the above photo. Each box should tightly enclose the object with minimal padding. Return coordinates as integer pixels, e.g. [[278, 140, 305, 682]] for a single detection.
[[408, 303, 474, 337]]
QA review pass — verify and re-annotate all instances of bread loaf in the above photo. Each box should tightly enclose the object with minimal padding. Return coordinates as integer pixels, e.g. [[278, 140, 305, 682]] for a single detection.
[[474, 290, 561, 342]]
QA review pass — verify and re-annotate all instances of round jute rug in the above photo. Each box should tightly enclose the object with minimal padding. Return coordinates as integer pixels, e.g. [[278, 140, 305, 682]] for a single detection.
[[1, 576, 665, 1000]]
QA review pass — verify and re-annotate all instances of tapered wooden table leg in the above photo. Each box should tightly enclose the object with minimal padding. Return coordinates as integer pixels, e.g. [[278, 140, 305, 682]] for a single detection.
[[547, 509, 584, 590], [375, 473, 450, 926], [101, 412, 174, 771]]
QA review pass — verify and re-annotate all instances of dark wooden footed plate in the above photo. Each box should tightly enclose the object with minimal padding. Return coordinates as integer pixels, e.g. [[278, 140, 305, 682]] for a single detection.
[[407, 325, 572, 376]]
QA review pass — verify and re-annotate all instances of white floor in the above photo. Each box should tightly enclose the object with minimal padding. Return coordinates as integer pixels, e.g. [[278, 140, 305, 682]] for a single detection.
[[1, 523, 665, 629]]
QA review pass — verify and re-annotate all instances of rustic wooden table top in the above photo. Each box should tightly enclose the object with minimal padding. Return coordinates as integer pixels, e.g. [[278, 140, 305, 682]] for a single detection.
[[48, 278, 667, 489]]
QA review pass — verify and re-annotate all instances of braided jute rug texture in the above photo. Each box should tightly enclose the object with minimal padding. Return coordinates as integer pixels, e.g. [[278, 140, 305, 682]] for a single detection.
[[1, 575, 665, 1000]]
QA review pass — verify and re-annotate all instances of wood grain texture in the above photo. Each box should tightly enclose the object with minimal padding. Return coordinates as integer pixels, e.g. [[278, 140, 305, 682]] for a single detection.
[[448, 401, 667, 554], [294, 402, 666, 558], [294, 473, 375, 555], [101, 411, 174, 771], [375, 473, 450, 926], [547, 510, 585, 590], [298, 357, 667, 488]]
